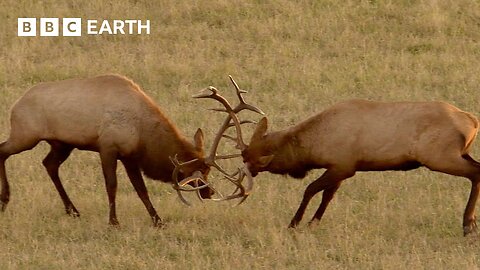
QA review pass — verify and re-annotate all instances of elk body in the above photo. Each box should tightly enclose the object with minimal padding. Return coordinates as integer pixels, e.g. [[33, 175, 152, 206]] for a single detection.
[[241, 99, 480, 236], [0, 74, 216, 226]]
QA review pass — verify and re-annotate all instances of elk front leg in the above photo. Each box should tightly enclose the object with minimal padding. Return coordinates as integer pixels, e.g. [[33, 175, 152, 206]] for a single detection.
[[289, 168, 353, 228], [308, 182, 342, 226], [121, 159, 163, 227], [100, 149, 119, 226]]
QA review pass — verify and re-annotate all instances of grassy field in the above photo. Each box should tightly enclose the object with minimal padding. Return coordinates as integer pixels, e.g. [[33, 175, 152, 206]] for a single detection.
[[1, 0, 480, 269]]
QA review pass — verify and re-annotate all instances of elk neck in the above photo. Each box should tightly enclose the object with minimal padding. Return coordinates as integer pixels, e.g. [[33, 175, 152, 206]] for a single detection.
[[264, 129, 314, 179], [138, 117, 202, 182]]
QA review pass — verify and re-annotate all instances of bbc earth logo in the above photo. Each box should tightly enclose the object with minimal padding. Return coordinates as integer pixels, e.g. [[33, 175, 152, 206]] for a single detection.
[[17, 18, 151, 36]]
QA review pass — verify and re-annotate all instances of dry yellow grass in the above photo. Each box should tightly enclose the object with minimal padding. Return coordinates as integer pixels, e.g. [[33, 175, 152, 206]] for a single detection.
[[1, 0, 480, 269]]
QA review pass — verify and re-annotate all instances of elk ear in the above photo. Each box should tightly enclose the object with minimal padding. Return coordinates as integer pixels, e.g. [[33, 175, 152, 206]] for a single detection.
[[258, 155, 274, 168], [251, 117, 268, 143], [194, 128, 204, 151]]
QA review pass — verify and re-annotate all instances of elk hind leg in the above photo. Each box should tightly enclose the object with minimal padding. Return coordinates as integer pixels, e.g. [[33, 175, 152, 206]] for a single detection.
[[459, 154, 480, 236], [42, 141, 79, 217], [425, 153, 480, 236]]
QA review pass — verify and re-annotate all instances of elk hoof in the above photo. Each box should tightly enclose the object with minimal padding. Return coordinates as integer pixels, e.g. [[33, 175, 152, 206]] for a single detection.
[[463, 219, 478, 236], [307, 219, 320, 227], [0, 201, 7, 212], [0, 195, 9, 212], [66, 207, 80, 217], [288, 221, 299, 229], [152, 217, 165, 228], [109, 219, 120, 227]]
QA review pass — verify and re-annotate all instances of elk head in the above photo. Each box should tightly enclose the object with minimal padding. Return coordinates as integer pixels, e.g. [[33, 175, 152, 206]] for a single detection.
[[240, 117, 275, 177], [167, 128, 214, 206], [184, 76, 264, 205]]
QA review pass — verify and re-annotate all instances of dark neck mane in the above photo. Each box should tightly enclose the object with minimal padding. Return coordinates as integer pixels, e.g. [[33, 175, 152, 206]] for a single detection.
[[138, 115, 200, 182], [267, 130, 314, 179]]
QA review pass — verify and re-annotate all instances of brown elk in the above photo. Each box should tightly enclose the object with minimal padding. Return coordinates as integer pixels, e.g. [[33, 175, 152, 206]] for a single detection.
[[201, 85, 480, 236], [0, 74, 251, 226]]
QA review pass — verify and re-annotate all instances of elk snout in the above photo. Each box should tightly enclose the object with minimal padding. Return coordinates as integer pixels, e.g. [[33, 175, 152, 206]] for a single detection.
[[245, 162, 259, 177]]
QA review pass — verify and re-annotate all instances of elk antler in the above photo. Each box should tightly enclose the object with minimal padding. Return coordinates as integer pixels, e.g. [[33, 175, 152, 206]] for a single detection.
[[193, 76, 263, 204], [194, 76, 264, 157], [169, 155, 211, 206], [209, 164, 254, 205]]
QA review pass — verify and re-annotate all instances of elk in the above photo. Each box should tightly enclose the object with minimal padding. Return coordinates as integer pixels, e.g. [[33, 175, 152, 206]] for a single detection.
[[0, 74, 250, 226], [201, 86, 480, 236]]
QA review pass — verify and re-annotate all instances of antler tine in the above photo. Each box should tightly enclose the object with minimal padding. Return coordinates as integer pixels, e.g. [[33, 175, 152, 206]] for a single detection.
[[177, 172, 209, 191], [209, 160, 237, 178], [192, 86, 219, 98], [229, 75, 247, 101], [215, 153, 242, 160], [229, 75, 265, 115], [193, 86, 247, 159], [221, 134, 238, 143], [221, 121, 256, 143], [169, 155, 211, 206], [209, 108, 228, 113], [228, 165, 254, 205], [209, 169, 245, 202], [226, 120, 257, 128], [227, 165, 254, 205], [208, 165, 253, 205]]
